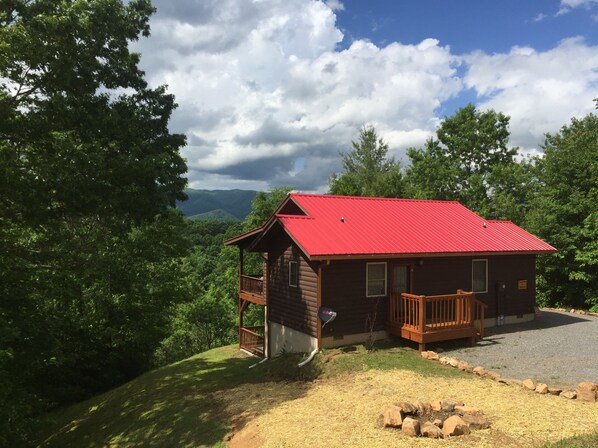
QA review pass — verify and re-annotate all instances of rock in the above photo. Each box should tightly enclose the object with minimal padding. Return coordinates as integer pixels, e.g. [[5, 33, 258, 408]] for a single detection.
[[442, 415, 471, 437], [430, 400, 442, 411], [560, 390, 577, 399], [394, 401, 418, 415], [461, 413, 491, 430], [439, 356, 459, 367], [379, 404, 403, 428], [576, 382, 597, 402], [448, 358, 460, 368], [421, 351, 439, 361], [421, 421, 443, 439], [401, 417, 421, 437], [505, 379, 523, 387], [455, 406, 480, 415], [485, 371, 501, 381], [473, 366, 487, 376], [535, 383, 549, 394], [457, 360, 473, 372], [548, 387, 562, 396], [441, 400, 456, 412], [522, 379, 535, 390], [417, 401, 431, 415], [433, 418, 443, 428]]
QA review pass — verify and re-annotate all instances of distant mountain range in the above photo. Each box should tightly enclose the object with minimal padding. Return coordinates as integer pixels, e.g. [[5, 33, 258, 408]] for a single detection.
[[176, 189, 257, 221]]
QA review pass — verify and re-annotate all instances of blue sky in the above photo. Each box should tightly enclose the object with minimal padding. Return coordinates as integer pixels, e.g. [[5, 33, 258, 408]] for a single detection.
[[336, 1, 598, 53], [134, 0, 598, 191]]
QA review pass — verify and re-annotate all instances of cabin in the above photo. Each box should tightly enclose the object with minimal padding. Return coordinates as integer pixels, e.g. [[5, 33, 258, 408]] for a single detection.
[[224, 193, 556, 357]]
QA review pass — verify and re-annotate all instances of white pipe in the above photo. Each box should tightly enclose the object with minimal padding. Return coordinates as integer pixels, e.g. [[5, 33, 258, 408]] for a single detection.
[[249, 357, 269, 369], [298, 348, 319, 367]]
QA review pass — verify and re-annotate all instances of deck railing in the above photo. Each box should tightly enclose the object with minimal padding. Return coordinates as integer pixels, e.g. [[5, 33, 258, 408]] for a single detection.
[[388, 290, 487, 338], [241, 274, 264, 297], [240, 325, 265, 357]]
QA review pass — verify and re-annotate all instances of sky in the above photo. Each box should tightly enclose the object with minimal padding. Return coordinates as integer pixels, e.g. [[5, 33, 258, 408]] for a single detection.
[[132, 0, 598, 192]]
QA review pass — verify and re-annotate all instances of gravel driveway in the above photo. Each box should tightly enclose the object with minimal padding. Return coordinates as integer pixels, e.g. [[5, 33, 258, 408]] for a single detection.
[[439, 309, 598, 389]]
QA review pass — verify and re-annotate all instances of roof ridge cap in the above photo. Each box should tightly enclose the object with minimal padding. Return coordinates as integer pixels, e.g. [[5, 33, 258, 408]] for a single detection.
[[291, 192, 461, 204]]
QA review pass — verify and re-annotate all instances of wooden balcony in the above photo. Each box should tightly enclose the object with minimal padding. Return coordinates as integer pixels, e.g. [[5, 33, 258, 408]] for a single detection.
[[240, 274, 265, 305], [240, 325, 265, 357], [387, 289, 487, 351]]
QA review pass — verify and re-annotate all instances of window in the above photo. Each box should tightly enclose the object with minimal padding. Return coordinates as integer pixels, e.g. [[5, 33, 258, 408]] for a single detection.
[[366, 262, 387, 297], [289, 261, 298, 287], [472, 259, 488, 293]]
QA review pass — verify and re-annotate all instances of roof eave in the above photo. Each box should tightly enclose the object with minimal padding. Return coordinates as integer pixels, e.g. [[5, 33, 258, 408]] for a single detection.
[[310, 249, 557, 261]]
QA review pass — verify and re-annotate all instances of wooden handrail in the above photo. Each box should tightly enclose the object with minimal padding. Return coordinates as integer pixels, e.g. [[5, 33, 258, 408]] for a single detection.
[[241, 274, 264, 296], [240, 325, 265, 357], [388, 290, 485, 334]]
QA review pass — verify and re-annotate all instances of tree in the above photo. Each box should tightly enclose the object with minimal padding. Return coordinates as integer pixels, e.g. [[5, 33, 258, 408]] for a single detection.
[[329, 125, 405, 197], [405, 104, 525, 220], [526, 110, 598, 309], [0, 1, 188, 442], [244, 186, 293, 230]]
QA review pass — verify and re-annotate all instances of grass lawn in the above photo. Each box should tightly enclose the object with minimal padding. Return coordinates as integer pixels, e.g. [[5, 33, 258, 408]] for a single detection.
[[34, 341, 598, 448]]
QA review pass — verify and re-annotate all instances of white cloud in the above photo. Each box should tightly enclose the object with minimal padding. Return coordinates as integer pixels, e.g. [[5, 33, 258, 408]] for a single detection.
[[133, 0, 598, 191], [557, 0, 598, 16], [135, 0, 462, 190], [325, 0, 345, 12], [464, 37, 598, 152], [532, 13, 548, 22]]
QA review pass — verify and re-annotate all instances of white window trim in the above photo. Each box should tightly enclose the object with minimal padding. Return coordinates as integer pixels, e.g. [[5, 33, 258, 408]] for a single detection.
[[289, 261, 298, 288], [472, 259, 488, 294], [366, 262, 387, 298]]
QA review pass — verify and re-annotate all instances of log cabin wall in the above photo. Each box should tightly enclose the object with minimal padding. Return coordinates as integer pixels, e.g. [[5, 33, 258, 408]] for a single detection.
[[413, 255, 536, 319], [320, 260, 389, 340], [320, 255, 536, 339], [268, 234, 319, 337]]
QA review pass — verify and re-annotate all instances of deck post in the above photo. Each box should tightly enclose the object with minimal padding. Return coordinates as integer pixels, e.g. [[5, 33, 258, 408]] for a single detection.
[[418, 294, 425, 336], [238, 248, 244, 349]]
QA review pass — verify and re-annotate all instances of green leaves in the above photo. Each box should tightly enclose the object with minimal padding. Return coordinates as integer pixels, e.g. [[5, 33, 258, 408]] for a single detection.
[[1, 1, 188, 442], [329, 125, 405, 198], [527, 112, 598, 308], [406, 104, 527, 222]]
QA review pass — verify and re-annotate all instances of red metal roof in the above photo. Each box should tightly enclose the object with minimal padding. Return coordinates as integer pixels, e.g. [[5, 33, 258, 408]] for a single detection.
[[272, 193, 556, 258]]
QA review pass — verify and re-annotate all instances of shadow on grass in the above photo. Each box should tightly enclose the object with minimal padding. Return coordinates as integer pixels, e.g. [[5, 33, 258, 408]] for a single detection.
[[35, 347, 319, 448]]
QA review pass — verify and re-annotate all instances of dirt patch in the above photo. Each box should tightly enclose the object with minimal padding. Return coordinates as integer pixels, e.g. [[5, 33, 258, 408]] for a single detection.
[[234, 370, 598, 448], [227, 413, 261, 448]]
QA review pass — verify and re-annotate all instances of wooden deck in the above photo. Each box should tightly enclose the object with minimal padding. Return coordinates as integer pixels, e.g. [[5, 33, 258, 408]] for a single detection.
[[240, 325, 265, 357], [238, 274, 266, 357], [240, 274, 265, 305], [387, 289, 487, 351]]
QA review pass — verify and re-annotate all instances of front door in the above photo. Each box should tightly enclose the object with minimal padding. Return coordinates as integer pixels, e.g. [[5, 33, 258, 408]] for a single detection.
[[390, 264, 412, 295]]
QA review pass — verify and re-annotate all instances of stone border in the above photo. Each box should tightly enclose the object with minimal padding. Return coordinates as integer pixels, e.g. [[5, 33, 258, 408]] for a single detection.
[[379, 399, 490, 438], [542, 307, 598, 317], [420, 351, 598, 403]]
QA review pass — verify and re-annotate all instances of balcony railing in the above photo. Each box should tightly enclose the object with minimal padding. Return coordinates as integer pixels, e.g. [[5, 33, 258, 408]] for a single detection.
[[240, 325, 265, 357], [240, 275, 265, 304], [387, 289, 487, 351]]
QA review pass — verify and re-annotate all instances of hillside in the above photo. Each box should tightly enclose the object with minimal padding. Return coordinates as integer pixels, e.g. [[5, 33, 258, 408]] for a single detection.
[[34, 344, 598, 448], [188, 209, 240, 222], [177, 189, 257, 220]]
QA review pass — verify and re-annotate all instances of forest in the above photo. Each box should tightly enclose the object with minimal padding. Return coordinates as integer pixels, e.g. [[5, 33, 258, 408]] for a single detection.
[[1, 1, 596, 445]]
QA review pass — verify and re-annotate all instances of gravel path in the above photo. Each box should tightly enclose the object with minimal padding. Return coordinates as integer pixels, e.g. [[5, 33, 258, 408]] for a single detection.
[[439, 309, 598, 389]]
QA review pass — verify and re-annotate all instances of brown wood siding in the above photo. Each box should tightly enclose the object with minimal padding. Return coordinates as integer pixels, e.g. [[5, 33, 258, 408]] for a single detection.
[[278, 200, 306, 216], [320, 255, 536, 337], [321, 261, 389, 338], [268, 234, 319, 336], [412, 255, 536, 318]]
